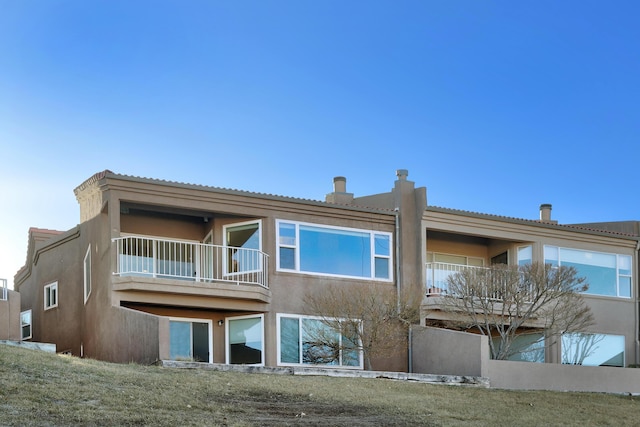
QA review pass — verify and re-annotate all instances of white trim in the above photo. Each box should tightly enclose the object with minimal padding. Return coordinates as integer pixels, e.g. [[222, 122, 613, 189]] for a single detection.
[[276, 313, 364, 369], [168, 317, 213, 363], [544, 245, 633, 299], [84, 245, 91, 303], [20, 309, 32, 340], [225, 313, 265, 366], [44, 281, 58, 310], [222, 219, 263, 276], [275, 219, 393, 282]]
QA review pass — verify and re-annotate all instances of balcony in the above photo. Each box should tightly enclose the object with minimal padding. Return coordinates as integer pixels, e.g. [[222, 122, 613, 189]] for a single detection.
[[426, 262, 479, 297], [426, 262, 533, 301], [113, 236, 269, 289]]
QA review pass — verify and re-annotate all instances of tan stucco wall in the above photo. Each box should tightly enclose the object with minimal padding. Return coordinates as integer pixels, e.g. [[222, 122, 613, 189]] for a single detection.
[[487, 360, 640, 393], [412, 326, 488, 377], [15, 228, 84, 354], [0, 290, 21, 341]]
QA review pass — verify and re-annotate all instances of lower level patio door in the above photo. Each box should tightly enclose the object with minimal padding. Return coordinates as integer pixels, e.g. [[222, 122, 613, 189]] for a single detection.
[[169, 318, 212, 363]]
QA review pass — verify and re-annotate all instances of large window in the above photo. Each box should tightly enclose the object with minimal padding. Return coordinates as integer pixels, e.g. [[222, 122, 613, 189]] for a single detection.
[[169, 319, 211, 363], [84, 245, 91, 303], [277, 220, 392, 281], [21, 310, 32, 340], [277, 314, 362, 368], [562, 333, 624, 367], [544, 246, 632, 298], [44, 282, 58, 310], [226, 314, 264, 365], [491, 333, 545, 363], [223, 220, 262, 274]]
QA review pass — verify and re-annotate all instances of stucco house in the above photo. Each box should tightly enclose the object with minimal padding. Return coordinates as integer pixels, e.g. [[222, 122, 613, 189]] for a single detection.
[[11, 169, 640, 391], [0, 278, 21, 341]]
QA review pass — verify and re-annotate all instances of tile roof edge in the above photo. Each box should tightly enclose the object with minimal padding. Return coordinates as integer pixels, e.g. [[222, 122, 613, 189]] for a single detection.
[[96, 171, 397, 215], [426, 206, 638, 238]]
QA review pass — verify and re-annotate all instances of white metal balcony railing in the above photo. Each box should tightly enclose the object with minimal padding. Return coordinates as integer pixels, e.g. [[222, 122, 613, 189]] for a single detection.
[[113, 236, 269, 289], [0, 278, 7, 301], [426, 262, 533, 301]]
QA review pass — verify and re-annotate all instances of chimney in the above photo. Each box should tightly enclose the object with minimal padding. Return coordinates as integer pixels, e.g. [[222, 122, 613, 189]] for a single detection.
[[325, 176, 354, 204], [539, 204, 557, 224], [333, 176, 347, 193], [396, 169, 409, 181]]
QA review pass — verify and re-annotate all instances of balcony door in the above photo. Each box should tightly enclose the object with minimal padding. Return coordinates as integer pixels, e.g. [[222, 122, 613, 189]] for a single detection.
[[169, 318, 212, 363], [223, 220, 262, 275]]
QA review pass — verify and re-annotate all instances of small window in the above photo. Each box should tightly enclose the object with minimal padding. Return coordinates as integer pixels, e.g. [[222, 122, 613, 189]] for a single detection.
[[21, 310, 32, 340], [44, 282, 58, 310], [517, 245, 533, 266], [1, 278, 7, 301], [84, 245, 91, 303]]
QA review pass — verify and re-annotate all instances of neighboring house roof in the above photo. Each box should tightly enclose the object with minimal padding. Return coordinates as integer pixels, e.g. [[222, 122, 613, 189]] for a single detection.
[[426, 205, 639, 239]]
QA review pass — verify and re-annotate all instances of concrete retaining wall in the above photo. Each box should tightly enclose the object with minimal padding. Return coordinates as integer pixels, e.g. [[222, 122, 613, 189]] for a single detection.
[[160, 360, 490, 387], [487, 360, 640, 394], [412, 326, 640, 394], [411, 326, 488, 377]]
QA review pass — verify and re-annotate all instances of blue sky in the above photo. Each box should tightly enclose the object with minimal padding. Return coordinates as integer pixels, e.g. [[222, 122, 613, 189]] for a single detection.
[[1, 1, 639, 288]]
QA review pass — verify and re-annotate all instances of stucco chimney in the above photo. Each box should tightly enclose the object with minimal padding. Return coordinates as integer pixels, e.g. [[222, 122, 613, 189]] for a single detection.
[[333, 176, 347, 193], [539, 204, 557, 224], [396, 169, 409, 181], [325, 176, 354, 204]]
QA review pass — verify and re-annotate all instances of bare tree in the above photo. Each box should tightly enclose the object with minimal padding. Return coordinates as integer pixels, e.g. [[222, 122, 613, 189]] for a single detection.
[[303, 284, 419, 370], [440, 263, 594, 360]]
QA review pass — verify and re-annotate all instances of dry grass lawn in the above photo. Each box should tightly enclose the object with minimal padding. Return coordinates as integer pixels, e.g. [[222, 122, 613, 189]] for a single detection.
[[0, 344, 638, 426]]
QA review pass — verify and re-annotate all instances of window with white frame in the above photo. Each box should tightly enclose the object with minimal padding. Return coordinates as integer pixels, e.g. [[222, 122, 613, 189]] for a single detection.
[[517, 245, 532, 266], [44, 282, 58, 310], [544, 246, 632, 298], [562, 333, 624, 367], [277, 314, 362, 368], [226, 314, 264, 365], [84, 245, 91, 302], [277, 220, 392, 281], [169, 318, 212, 363], [21, 310, 32, 340], [223, 220, 262, 274], [426, 252, 484, 267]]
